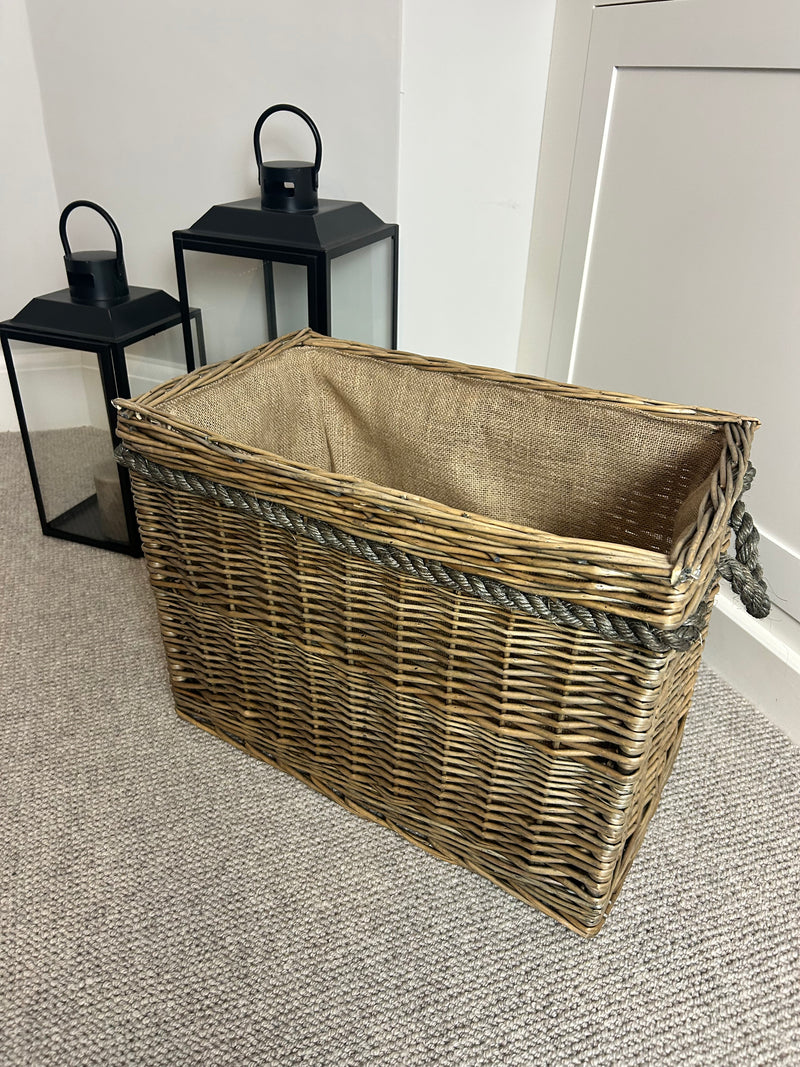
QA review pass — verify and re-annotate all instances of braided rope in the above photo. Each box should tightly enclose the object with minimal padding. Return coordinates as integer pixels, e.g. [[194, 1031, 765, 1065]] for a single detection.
[[115, 445, 767, 652], [717, 492, 771, 619]]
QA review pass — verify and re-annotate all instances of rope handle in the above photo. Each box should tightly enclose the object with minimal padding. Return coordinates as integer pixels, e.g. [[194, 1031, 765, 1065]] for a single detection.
[[718, 464, 770, 619]]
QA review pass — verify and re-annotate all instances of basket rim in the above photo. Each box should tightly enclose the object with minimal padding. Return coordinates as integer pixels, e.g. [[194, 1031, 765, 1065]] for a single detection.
[[132, 326, 761, 426], [114, 330, 756, 616]]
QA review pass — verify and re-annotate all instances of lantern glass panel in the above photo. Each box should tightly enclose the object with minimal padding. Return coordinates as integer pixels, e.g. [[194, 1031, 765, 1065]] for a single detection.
[[9, 340, 129, 545], [271, 261, 309, 337], [124, 320, 201, 396], [183, 251, 268, 363], [183, 251, 308, 363], [331, 238, 394, 349]]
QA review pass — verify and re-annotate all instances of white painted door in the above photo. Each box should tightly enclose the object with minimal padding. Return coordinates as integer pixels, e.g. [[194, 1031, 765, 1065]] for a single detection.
[[522, 0, 800, 637]]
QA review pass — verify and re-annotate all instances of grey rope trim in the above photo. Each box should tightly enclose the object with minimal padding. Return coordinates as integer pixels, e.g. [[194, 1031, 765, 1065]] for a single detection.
[[709, 460, 770, 620], [115, 445, 767, 651]]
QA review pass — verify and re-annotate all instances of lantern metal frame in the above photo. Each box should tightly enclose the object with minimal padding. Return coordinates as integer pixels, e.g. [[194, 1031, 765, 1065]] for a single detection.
[[1, 289, 204, 557]]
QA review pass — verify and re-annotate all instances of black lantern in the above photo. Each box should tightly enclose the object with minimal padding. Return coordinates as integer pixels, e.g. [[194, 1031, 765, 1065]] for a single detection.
[[1, 200, 204, 555], [172, 104, 399, 367]]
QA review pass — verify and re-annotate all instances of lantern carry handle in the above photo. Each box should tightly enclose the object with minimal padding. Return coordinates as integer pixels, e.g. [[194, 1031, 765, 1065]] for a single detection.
[[253, 105, 323, 191], [59, 200, 126, 273]]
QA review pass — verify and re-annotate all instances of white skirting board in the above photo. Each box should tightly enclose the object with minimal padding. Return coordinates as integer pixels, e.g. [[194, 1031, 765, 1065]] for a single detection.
[[704, 589, 800, 746], [0, 348, 184, 432]]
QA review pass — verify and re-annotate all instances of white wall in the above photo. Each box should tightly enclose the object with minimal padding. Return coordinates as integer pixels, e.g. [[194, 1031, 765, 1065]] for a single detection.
[[0, 0, 63, 429], [398, 0, 556, 370], [0, 0, 62, 316], [24, 0, 401, 293]]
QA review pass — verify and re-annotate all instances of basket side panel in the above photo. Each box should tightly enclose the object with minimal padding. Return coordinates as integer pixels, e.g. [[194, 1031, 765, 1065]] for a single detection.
[[605, 634, 706, 906], [132, 475, 702, 936]]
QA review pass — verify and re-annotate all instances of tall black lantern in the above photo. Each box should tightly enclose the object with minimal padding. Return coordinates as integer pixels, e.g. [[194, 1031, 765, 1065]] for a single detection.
[[172, 104, 399, 368], [1, 200, 204, 555]]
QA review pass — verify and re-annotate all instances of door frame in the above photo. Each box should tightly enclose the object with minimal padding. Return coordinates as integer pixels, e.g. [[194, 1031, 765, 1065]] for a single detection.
[[516, 0, 676, 380]]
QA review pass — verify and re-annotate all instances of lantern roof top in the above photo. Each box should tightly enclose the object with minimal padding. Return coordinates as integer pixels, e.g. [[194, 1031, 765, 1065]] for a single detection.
[[174, 197, 395, 255], [1, 287, 184, 346]]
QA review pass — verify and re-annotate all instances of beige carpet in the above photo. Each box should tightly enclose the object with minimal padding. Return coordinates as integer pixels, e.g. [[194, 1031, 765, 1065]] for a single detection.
[[1, 430, 798, 1067]]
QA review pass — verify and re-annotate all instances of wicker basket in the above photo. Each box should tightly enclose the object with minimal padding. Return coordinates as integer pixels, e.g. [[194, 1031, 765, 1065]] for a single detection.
[[114, 328, 769, 937]]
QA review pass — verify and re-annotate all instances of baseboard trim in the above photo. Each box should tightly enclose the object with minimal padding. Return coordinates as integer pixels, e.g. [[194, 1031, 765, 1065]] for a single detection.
[[704, 589, 800, 745], [1, 353, 183, 432]]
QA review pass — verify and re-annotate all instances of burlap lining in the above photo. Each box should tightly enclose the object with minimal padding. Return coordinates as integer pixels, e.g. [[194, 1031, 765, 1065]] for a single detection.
[[157, 345, 727, 556]]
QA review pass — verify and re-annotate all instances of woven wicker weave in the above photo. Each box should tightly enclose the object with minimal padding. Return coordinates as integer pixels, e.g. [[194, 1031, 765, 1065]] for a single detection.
[[115, 328, 762, 936]]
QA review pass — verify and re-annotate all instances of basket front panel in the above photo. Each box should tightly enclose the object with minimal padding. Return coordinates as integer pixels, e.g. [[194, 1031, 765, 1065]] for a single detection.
[[133, 474, 704, 936]]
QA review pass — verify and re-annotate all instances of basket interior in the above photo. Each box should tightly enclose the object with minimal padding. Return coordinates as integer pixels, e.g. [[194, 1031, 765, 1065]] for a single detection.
[[157, 343, 730, 556]]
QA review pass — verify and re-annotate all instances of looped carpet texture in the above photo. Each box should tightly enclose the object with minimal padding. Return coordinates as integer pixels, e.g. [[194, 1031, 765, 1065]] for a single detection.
[[1, 431, 798, 1067]]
